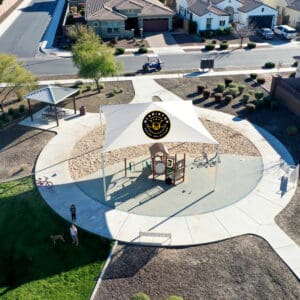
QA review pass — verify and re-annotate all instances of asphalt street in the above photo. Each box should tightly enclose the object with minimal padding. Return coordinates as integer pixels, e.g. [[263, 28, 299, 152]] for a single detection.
[[0, 0, 57, 57], [22, 47, 300, 76]]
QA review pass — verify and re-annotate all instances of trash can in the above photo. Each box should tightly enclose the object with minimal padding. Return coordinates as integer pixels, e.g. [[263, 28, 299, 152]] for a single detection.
[[79, 106, 86, 116]]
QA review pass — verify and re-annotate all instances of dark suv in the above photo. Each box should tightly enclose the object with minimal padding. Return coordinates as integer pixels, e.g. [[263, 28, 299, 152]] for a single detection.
[[256, 28, 274, 39]]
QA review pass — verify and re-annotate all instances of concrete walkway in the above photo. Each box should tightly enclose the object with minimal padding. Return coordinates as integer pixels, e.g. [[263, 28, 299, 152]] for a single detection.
[[19, 78, 300, 279]]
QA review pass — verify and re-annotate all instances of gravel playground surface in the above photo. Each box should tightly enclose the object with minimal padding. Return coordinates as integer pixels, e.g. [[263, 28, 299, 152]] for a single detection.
[[96, 236, 300, 300], [68, 119, 260, 180]]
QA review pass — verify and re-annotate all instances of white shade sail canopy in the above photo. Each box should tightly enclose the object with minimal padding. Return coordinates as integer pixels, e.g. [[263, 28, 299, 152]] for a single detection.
[[102, 102, 218, 153]]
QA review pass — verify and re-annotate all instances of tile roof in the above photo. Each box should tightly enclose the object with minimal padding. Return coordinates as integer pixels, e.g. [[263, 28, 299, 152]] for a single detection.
[[287, 0, 300, 11], [187, 0, 228, 16], [89, 7, 127, 20], [86, 0, 174, 20], [238, 0, 262, 12]]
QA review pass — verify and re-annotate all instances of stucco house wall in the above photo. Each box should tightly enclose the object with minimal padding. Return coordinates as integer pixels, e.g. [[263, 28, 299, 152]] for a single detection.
[[214, 0, 242, 22], [238, 5, 278, 26], [88, 20, 128, 39], [285, 7, 300, 27], [193, 12, 229, 31], [0, 0, 19, 18]]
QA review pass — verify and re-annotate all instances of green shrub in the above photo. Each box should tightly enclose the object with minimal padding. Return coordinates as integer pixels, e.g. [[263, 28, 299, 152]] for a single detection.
[[224, 77, 233, 87], [86, 84, 93, 91], [19, 104, 26, 113], [188, 20, 197, 34], [246, 103, 256, 113], [8, 108, 15, 115], [197, 85, 206, 95], [270, 100, 278, 111], [257, 77, 266, 84], [99, 83, 104, 90], [16, 90, 24, 101], [242, 93, 250, 103], [228, 83, 237, 89], [131, 292, 150, 300], [2, 114, 13, 123], [216, 83, 225, 92], [250, 73, 257, 80], [205, 44, 215, 51], [138, 47, 148, 54], [77, 84, 84, 94], [255, 91, 264, 100], [255, 99, 265, 109], [225, 94, 233, 103], [214, 93, 223, 102], [248, 90, 254, 95], [286, 126, 298, 136], [237, 85, 245, 94], [168, 296, 184, 300], [229, 88, 238, 97], [219, 42, 229, 50], [115, 47, 125, 55], [212, 40, 217, 44], [203, 89, 211, 99], [264, 62, 275, 69], [247, 42, 256, 49]]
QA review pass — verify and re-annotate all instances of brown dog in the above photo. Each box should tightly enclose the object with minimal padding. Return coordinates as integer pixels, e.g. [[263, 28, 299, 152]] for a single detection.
[[50, 234, 65, 245]]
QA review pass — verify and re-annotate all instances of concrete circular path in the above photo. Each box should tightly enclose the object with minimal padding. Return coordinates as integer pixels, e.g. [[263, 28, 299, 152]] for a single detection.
[[20, 78, 300, 279]]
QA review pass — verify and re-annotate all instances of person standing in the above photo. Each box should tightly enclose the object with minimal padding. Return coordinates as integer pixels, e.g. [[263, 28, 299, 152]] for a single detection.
[[70, 204, 76, 221], [70, 224, 79, 246]]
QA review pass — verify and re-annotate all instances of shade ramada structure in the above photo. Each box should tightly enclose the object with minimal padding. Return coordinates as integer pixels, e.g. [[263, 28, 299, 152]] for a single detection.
[[100, 102, 219, 201], [25, 85, 78, 126]]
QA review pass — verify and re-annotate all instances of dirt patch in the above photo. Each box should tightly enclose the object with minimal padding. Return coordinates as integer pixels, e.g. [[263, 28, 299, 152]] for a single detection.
[[60, 81, 134, 113], [96, 235, 300, 300], [0, 125, 55, 180], [276, 179, 300, 246]]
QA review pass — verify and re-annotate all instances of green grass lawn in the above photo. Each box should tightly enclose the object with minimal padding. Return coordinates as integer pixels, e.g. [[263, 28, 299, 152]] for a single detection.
[[0, 176, 111, 299]]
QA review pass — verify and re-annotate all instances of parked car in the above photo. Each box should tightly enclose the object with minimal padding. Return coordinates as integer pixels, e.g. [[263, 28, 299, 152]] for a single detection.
[[256, 28, 274, 39], [273, 25, 297, 40]]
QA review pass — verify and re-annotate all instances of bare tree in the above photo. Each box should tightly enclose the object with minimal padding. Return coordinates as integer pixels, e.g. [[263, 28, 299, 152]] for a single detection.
[[232, 23, 255, 47]]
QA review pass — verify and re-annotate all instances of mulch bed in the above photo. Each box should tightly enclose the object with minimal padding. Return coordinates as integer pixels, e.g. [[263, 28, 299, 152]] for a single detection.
[[96, 236, 300, 300]]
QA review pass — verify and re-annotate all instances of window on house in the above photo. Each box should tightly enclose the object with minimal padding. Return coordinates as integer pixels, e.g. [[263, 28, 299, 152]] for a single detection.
[[206, 18, 212, 30], [262, 7, 264, 12], [94, 22, 98, 27], [219, 20, 225, 26], [107, 28, 113, 33], [114, 28, 119, 32], [190, 12, 193, 20]]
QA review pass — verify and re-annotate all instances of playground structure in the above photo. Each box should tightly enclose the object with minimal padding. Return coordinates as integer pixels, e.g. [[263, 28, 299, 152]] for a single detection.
[[124, 143, 186, 186]]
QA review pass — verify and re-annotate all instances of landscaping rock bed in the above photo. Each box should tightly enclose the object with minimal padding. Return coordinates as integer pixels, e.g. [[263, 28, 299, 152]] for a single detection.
[[96, 236, 300, 299], [68, 119, 260, 180]]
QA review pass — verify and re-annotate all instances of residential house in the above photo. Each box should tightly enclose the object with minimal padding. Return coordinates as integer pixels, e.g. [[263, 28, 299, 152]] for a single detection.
[[262, 0, 300, 28], [85, 0, 175, 39], [0, 0, 19, 19], [176, 0, 278, 32]]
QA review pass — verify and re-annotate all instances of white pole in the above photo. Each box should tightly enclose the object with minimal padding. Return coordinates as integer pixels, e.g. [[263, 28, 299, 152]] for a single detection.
[[100, 106, 107, 202]]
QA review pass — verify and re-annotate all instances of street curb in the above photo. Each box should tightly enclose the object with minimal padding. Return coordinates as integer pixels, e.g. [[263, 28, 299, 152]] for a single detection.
[[90, 241, 118, 300]]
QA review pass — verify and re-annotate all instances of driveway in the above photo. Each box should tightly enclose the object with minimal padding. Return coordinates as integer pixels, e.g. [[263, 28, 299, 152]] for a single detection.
[[0, 0, 57, 57]]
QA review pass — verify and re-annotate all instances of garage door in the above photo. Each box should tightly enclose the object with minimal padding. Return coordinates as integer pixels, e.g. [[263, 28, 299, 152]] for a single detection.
[[143, 19, 168, 32], [249, 15, 273, 28]]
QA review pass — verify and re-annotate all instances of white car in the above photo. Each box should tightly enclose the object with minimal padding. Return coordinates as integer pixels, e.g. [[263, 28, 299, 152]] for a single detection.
[[273, 25, 297, 40]]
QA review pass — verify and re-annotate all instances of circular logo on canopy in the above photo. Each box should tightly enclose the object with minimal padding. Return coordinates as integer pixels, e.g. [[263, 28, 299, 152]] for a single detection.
[[142, 110, 171, 140]]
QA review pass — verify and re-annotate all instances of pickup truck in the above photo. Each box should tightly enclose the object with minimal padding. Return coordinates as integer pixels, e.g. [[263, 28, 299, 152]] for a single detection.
[[273, 25, 297, 40]]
